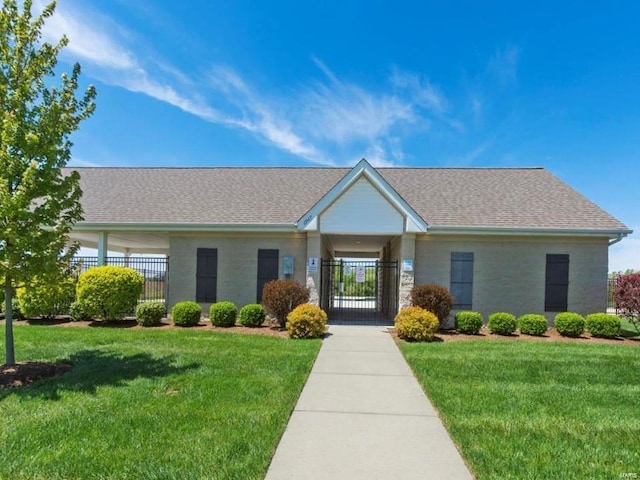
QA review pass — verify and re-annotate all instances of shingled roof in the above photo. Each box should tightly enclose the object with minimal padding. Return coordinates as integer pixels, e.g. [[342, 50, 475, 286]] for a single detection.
[[65, 166, 629, 233]]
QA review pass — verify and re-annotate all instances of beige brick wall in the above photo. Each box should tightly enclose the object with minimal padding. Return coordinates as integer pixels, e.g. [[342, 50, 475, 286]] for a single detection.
[[415, 234, 609, 323], [168, 232, 307, 312]]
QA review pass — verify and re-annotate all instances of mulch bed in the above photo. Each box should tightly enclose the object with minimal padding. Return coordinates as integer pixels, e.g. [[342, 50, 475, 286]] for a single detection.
[[389, 327, 640, 345], [0, 362, 72, 389], [1, 318, 289, 338]]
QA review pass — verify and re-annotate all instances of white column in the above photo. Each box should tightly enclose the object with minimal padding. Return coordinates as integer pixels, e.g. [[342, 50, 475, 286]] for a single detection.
[[97, 232, 108, 266]]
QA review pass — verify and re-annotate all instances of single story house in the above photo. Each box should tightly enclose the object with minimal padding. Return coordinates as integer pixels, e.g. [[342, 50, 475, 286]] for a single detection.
[[65, 159, 631, 326]]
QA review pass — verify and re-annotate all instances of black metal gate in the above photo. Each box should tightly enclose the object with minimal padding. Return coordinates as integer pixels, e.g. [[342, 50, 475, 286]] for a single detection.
[[320, 259, 399, 325]]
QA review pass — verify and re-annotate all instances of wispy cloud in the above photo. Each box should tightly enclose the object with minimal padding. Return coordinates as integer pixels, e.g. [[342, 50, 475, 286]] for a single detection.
[[39, 2, 465, 167], [488, 44, 520, 86]]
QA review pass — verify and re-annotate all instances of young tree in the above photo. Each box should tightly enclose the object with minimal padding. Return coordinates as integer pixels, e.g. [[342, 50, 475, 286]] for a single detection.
[[1, 1, 96, 365]]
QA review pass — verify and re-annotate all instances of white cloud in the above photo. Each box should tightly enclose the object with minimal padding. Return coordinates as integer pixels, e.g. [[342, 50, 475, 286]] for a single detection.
[[38, 2, 461, 167], [38, 0, 136, 70], [488, 44, 520, 85], [457, 140, 492, 165], [609, 230, 640, 272], [390, 68, 447, 113]]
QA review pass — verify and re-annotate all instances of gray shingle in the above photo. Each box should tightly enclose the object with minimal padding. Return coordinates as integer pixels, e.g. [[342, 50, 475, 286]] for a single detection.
[[64, 166, 628, 231]]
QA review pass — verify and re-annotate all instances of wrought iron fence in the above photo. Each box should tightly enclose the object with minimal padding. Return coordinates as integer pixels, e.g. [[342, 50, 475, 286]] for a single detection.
[[607, 275, 618, 311], [72, 256, 168, 305]]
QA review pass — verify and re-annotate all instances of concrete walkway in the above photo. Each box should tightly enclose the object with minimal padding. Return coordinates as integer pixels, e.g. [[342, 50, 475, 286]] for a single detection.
[[265, 325, 474, 480]]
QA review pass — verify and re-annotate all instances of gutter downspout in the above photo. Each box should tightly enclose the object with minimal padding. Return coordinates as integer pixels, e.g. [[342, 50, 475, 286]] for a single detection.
[[609, 232, 629, 246]]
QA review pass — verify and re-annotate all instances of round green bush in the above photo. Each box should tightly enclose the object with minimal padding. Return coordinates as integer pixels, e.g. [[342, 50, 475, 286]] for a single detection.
[[395, 306, 440, 342], [410, 284, 453, 323], [171, 301, 202, 327], [554, 312, 585, 337], [518, 314, 548, 336], [585, 313, 621, 338], [286, 304, 327, 339], [69, 301, 92, 322], [210, 301, 238, 327], [135, 302, 165, 327], [76, 266, 144, 321], [238, 304, 266, 327], [17, 277, 75, 320], [455, 311, 483, 334], [488, 312, 517, 335]]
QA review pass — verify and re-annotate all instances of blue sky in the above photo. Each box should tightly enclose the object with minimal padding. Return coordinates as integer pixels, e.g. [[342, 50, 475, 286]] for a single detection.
[[38, 0, 639, 271]]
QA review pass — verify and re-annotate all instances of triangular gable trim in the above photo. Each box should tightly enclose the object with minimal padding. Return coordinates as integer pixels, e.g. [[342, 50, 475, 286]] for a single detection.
[[296, 158, 428, 233]]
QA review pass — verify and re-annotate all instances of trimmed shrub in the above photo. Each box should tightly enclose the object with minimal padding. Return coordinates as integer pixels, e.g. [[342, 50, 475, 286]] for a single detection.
[[410, 284, 453, 323], [585, 313, 621, 338], [69, 301, 92, 322], [238, 304, 266, 327], [455, 311, 483, 334], [262, 280, 310, 328], [171, 301, 202, 327], [135, 302, 165, 327], [554, 312, 585, 337], [1, 296, 24, 321], [395, 306, 440, 342], [518, 314, 548, 336], [76, 266, 144, 321], [286, 304, 327, 339], [17, 277, 76, 320], [210, 301, 238, 327], [488, 312, 517, 335]]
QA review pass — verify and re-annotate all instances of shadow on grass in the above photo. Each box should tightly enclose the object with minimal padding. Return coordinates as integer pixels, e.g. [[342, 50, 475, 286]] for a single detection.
[[0, 350, 199, 401]]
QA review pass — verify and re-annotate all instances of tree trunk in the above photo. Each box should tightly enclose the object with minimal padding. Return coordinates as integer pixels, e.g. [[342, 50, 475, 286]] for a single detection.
[[4, 275, 15, 366]]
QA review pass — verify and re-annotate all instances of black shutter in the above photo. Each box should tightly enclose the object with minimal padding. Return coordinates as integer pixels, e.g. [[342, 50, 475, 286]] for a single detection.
[[196, 248, 217, 303], [257, 249, 279, 302], [545, 254, 569, 312], [451, 252, 474, 309]]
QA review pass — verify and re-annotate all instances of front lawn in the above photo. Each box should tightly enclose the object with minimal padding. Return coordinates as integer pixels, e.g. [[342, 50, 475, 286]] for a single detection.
[[399, 340, 640, 479], [621, 317, 640, 338], [1, 325, 320, 480]]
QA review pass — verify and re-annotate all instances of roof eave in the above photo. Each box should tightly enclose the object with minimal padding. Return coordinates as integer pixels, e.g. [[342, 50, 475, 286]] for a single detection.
[[426, 226, 633, 239], [72, 222, 298, 233]]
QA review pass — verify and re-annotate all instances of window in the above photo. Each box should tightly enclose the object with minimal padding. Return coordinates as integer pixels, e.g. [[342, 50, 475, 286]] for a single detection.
[[196, 248, 217, 303], [257, 249, 279, 302], [545, 254, 569, 312], [451, 252, 473, 309]]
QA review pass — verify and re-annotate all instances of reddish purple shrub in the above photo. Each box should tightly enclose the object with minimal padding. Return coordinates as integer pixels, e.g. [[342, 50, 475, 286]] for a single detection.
[[613, 273, 640, 332], [261, 280, 310, 328]]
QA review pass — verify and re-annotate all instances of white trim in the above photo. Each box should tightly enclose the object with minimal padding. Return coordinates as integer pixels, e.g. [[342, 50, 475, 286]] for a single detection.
[[297, 158, 428, 233], [426, 226, 633, 239], [73, 222, 297, 233]]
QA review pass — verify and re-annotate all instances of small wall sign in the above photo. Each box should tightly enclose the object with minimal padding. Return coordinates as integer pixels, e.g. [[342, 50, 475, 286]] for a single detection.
[[402, 259, 413, 272], [308, 257, 318, 273]]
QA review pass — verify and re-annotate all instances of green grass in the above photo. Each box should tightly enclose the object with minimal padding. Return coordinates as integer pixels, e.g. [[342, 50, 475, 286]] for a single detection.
[[1, 325, 321, 480], [620, 316, 640, 338], [400, 340, 640, 480]]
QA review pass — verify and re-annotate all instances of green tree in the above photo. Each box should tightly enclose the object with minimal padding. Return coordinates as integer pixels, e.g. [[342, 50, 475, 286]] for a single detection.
[[1, 0, 96, 365]]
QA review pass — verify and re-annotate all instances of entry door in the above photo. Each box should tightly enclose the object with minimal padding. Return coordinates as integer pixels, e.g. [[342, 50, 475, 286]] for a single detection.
[[257, 249, 279, 302]]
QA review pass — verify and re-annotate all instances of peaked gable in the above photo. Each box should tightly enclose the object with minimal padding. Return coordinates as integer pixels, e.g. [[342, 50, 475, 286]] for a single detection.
[[297, 159, 428, 233]]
